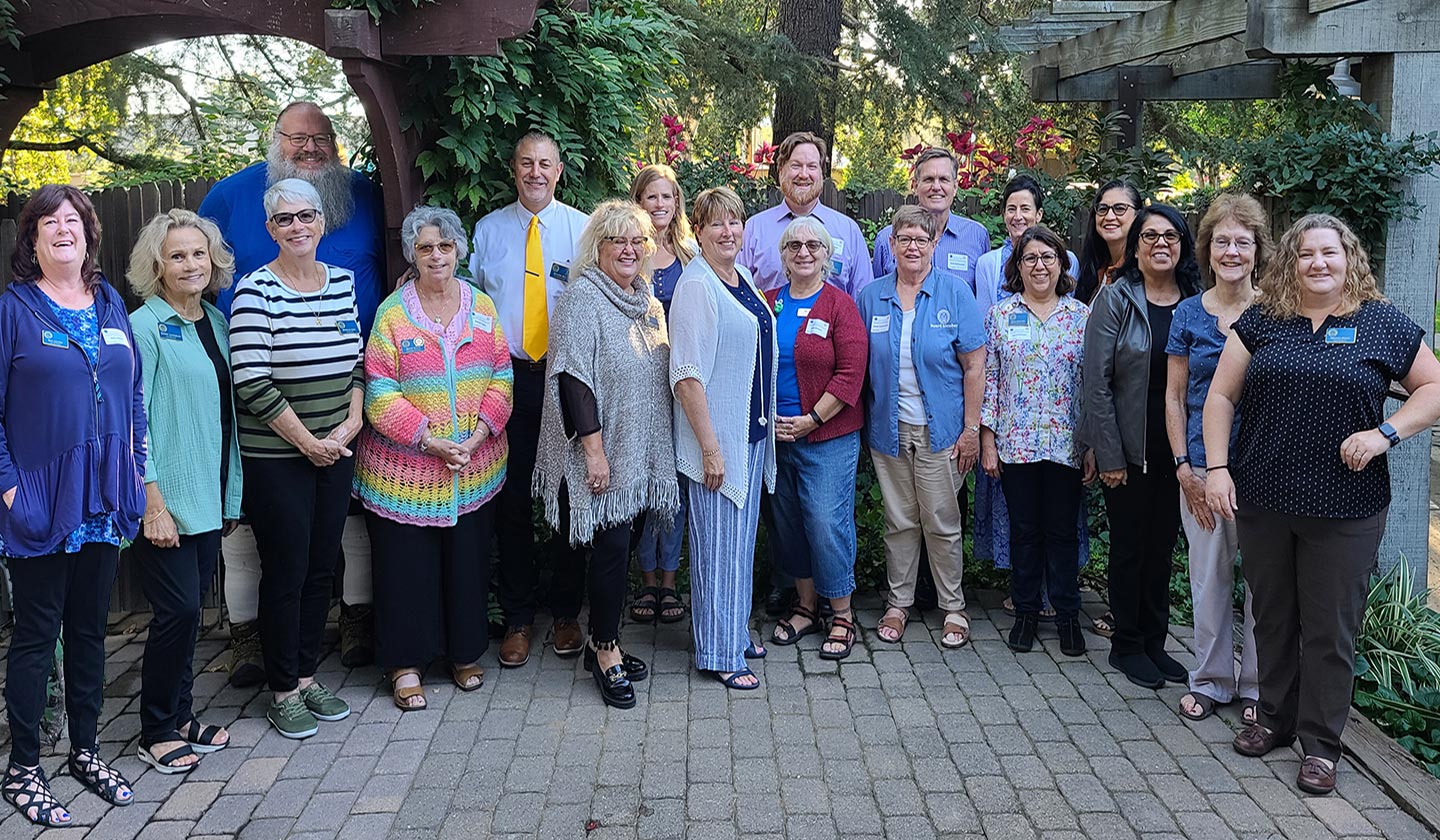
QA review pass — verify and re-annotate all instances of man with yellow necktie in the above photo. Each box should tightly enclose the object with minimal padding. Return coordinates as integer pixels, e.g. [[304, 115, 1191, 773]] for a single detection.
[[469, 131, 591, 668]]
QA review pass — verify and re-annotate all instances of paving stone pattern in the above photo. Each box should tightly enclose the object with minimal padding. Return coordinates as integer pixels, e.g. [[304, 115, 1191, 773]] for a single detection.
[[0, 590, 1431, 839]]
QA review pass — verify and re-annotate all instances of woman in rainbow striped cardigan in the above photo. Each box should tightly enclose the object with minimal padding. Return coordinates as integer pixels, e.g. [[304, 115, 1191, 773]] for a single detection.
[[354, 206, 513, 711]]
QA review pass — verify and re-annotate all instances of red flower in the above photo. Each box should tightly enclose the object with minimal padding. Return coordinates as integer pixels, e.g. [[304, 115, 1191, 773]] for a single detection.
[[674, 140, 687, 153], [753, 142, 776, 165], [947, 131, 977, 157], [899, 142, 925, 161]]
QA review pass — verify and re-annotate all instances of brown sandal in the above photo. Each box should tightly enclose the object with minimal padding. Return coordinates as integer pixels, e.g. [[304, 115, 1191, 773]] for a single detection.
[[390, 670, 427, 711], [452, 663, 485, 692], [941, 612, 971, 649], [876, 606, 908, 643]]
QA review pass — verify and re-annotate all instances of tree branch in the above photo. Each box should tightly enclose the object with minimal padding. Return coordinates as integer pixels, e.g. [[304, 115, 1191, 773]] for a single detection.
[[124, 55, 207, 138], [7, 135, 165, 171]]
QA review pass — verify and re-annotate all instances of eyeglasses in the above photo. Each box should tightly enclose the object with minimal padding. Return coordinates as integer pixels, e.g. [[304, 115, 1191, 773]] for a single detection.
[[1094, 203, 1135, 218], [783, 240, 826, 254], [1211, 236, 1255, 252], [603, 236, 650, 250], [414, 241, 456, 258], [894, 235, 933, 249], [1021, 252, 1059, 267], [277, 130, 336, 149], [1139, 229, 1182, 245], [270, 209, 320, 228]]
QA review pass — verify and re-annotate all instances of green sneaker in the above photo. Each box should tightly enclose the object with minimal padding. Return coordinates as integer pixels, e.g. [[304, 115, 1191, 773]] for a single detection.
[[299, 681, 351, 722], [267, 694, 318, 740]]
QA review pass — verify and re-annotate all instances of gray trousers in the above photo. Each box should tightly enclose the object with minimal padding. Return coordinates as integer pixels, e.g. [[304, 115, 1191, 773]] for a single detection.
[[1236, 503, 1384, 762], [1181, 467, 1258, 703]]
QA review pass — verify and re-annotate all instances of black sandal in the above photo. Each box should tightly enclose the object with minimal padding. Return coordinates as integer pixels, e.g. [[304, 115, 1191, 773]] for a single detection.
[[181, 719, 229, 754], [1178, 692, 1220, 721], [819, 614, 857, 660], [138, 739, 198, 775], [771, 604, 822, 645], [630, 586, 660, 623], [657, 587, 687, 624], [2, 762, 70, 827], [67, 747, 133, 806]]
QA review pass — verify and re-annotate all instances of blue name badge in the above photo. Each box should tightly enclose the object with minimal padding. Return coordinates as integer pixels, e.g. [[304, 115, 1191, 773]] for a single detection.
[[158, 323, 184, 342], [1325, 326, 1357, 344], [400, 337, 426, 354], [41, 329, 67, 348], [648, 315, 660, 329], [549, 263, 570, 282], [337, 319, 361, 336], [1005, 311, 1031, 341]]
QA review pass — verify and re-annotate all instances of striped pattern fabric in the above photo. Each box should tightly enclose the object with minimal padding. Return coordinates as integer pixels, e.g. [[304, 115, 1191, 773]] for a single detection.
[[230, 263, 365, 458], [688, 440, 765, 672], [354, 282, 513, 527]]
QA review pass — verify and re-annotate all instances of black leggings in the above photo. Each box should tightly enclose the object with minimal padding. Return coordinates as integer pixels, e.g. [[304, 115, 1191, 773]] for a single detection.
[[133, 529, 221, 745], [555, 484, 632, 642], [5, 543, 118, 766]]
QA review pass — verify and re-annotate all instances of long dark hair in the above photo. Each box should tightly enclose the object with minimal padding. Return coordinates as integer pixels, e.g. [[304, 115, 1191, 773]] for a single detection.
[[12, 184, 104, 290], [1117, 204, 1202, 298], [1075, 179, 1142, 304]]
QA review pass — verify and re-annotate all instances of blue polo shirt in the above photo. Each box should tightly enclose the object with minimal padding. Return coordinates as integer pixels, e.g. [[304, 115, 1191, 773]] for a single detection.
[[872, 212, 992, 294], [199, 162, 386, 334], [857, 270, 986, 456]]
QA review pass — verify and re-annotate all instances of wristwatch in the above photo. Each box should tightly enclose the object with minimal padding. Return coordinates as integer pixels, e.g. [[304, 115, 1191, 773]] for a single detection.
[[1378, 422, 1401, 447], [1173, 455, 1190, 468], [964, 424, 981, 435]]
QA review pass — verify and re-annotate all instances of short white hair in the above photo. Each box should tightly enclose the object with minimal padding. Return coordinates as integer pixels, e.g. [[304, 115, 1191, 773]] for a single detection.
[[778, 215, 834, 264], [400, 205, 470, 265], [263, 178, 324, 218]]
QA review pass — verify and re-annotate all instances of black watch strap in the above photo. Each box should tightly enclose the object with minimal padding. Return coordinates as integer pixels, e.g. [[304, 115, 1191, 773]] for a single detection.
[[1378, 422, 1401, 446], [1173, 455, 1190, 468]]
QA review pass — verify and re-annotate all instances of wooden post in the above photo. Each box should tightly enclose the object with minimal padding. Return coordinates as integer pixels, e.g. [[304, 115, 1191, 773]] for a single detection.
[[1363, 52, 1440, 584], [1115, 67, 1141, 149]]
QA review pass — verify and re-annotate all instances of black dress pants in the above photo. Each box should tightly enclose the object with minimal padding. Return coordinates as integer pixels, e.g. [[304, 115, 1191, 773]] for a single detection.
[[133, 529, 221, 745], [1237, 503, 1384, 762], [1000, 460, 1082, 618], [243, 455, 353, 693], [368, 505, 493, 669], [555, 484, 632, 642], [5, 543, 118, 766], [495, 359, 584, 626], [1101, 460, 1180, 657]]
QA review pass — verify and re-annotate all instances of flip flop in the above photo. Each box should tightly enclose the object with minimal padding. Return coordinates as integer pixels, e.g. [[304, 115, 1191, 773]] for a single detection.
[[1240, 698, 1259, 726], [1178, 692, 1219, 721], [714, 667, 760, 690], [744, 642, 767, 660]]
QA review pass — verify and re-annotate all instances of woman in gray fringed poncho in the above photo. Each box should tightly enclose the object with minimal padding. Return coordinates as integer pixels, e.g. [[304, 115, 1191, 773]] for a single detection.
[[533, 199, 680, 710]]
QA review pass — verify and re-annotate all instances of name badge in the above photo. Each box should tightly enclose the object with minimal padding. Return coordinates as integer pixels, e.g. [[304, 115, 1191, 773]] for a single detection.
[[158, 323, 185, 342], [805, 318, 830, 338], [1325, 326, 1356, 344], [470, 312, 494, 332], [1006, 312, 1032, 342], [400, 337, 426, 354], [337, 320, 361, 335], [830, 236, 845, 257], [947, 253, 969, 272], [829, 258, 843, 279], [870, 315, 891, 333], [796, 308, 811, 318], [549, 263, 570, 282], [647, 315, 660, 329], [41, 329, 67, 348], [101, 327, 129, 347]]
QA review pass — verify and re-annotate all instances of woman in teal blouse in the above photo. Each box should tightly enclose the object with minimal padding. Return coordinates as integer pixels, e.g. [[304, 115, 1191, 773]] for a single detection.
[[127, 209, 243, 774]]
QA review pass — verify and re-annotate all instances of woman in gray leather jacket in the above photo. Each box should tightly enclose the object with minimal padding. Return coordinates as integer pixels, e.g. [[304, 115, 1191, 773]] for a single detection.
[[1078, 204, 1201, 690]]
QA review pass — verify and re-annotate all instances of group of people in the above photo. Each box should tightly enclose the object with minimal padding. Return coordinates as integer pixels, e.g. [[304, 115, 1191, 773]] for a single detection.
[[1, 103, 1437, 828]]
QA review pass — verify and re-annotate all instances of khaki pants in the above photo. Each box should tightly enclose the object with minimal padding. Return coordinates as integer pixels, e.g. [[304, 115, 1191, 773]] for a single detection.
[[870, 422, 966, 612]]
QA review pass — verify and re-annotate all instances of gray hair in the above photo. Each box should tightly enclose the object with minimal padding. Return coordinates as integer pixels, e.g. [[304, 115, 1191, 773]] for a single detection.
[[263, 178, 325, 219], [778, 215, 834, 266], [400, 205, 470, 265]]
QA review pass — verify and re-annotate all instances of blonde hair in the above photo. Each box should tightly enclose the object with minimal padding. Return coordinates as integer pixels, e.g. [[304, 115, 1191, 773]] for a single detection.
[[571, 199, 658, 281], [1196, 193, 1271, 287], [630, 164, 696, 265], [1259, 213, 1384, 319], [127, 208, 235, 300], [690, 186, 746, 231]]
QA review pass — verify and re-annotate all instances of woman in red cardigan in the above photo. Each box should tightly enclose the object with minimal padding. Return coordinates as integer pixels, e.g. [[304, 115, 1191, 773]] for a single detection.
[[763, 215, 869, 659]]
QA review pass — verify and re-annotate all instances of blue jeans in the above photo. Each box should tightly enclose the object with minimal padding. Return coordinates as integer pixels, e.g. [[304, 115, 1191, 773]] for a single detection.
[[638, 475, 687, 574], [771, 431, 860, 599]]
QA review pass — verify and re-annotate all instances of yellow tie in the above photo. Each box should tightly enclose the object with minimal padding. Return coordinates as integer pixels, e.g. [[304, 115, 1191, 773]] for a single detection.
[[522, 214, 548, 360]]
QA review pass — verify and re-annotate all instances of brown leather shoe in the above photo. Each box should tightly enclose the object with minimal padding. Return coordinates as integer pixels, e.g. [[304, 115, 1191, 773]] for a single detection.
[[1297, 756, 1338, 795], [499, 625, 532, 668], [1232, 723, 1295, 757], [552, 618, 584, 657]]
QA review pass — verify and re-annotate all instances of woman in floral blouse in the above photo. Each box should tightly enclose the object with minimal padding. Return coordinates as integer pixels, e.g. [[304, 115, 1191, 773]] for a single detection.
[[980, 225, 1094, 657]]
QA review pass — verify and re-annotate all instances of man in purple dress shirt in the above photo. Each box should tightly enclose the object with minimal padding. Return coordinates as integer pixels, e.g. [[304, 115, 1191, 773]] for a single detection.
[[739, 132, 874, 297], [872, 147, 992, 294]]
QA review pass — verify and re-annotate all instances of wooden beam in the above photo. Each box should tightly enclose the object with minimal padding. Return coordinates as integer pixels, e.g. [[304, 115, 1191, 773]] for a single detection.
[[1309, 0, 1365, 10], [1164, 36, 1253, 76], [1028, 0, 1247, 80], [1344, 710, 1440, 837], [1029, 61, 1280, 101], [1249, 0, 1440, 56], [1049, 0, 1170, 12]]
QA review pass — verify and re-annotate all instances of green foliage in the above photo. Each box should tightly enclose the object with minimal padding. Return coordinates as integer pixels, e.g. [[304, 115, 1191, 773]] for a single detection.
[[1354, 565, 1440, 779], [671, 153, 774, 217], [1069, 111, 1180, 201], [404, 0, 686, 218]]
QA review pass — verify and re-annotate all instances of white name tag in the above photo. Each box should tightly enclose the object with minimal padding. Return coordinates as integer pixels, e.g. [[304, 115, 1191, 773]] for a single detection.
[[471, 313, 494, 332], [870, 315, 891, 333], [831, 236, 845, 257], [947, 253, 969, 272], [796, 308, 811, 318], [805, 319, 830, 338], [101, 327, 129, 347]]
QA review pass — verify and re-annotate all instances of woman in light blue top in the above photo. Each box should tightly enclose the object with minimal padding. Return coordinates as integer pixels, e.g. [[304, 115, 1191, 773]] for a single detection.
[[127, 209, 242, 774]]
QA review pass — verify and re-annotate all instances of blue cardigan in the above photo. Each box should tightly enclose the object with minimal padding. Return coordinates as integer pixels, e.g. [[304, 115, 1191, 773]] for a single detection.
[[0, 279, 147, 557]]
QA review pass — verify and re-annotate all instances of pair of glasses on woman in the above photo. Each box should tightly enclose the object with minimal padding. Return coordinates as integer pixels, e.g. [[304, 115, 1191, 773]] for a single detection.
[[1139, 229, 1182, 245], [602, 236, 651, 249], [270, 209, 321, 228], [783, 240, 826, 254], [414, 241, 457, 257], [1095, 202, 1135, 218], [1021, 252, 1059, 266]]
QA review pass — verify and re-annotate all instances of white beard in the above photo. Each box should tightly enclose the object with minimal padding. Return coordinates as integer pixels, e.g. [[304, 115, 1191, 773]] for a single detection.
[[266, 146, 357, 230]]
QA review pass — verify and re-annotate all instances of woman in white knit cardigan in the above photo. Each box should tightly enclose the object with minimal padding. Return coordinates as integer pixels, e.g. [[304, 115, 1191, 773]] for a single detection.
[[669, 187, 777, 691]]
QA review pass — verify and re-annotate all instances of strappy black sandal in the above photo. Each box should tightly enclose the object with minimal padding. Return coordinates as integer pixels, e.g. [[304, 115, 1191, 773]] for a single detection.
[[67, 747, 133, 806], [657, 587, 687, 624], [771, 604, 822, 645], [2, 762, 70, 826], [181, 719, 229, 754], [819, 614, 858, 661], [630, 586, 660, 623]]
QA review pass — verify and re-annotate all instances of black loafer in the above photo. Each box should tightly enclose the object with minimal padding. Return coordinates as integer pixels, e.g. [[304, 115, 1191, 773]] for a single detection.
[[620, 651, 648, 683], [591, 661, 636, 709]]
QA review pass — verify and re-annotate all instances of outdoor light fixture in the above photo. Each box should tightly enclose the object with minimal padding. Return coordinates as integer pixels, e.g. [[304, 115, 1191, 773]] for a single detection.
[[1328, 58, 1362, 97]]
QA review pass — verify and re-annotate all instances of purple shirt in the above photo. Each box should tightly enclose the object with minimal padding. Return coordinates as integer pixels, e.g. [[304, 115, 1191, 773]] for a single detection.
[[872, 212, 991, 294], [739, 201, 874, 297]]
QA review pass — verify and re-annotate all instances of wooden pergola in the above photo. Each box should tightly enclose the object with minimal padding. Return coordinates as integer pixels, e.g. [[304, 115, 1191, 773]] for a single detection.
[[1002, 0, 1440, 582]]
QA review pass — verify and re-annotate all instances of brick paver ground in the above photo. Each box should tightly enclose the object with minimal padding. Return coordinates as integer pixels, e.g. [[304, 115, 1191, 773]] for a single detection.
[[0, 589, 1431, 839]]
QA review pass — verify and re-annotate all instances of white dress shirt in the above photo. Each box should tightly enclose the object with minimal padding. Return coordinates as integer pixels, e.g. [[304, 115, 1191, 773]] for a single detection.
[[469, 198, 590, 359]]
